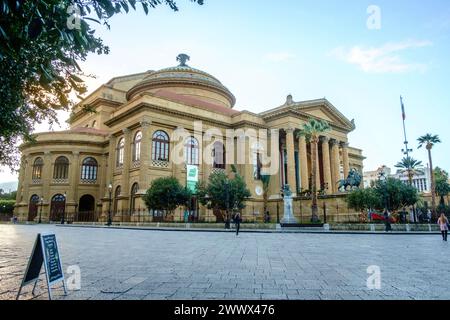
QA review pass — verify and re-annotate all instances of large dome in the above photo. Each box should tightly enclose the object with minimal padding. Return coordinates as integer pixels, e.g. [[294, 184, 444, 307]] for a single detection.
[[126, 54, 236, 108]]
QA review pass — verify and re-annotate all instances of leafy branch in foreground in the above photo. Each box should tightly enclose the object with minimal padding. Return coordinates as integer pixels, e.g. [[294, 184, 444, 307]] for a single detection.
[[0, 0, 204, 168]]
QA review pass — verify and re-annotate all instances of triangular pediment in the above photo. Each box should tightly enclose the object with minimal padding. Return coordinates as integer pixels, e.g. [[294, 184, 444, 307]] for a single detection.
[[295, 100, 354, 131], [301, 108, 334, 122]]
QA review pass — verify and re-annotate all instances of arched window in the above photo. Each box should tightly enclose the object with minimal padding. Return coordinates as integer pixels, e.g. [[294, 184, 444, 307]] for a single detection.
[[32, 157, 44, 180], [133, 131, 142, 162], [185, 137, 199, 165], [116, 138, 125, 167], [213, 141, 226, 169], [81, 157, 98, 181], [53, 156, 69, 180], [113, 186, 121, 214], [130, 183, 139, 213], [152, 130, 169, 161]]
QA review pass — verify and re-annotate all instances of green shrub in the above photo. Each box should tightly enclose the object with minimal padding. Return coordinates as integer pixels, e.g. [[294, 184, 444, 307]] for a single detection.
[[0, 200, 15, 214]]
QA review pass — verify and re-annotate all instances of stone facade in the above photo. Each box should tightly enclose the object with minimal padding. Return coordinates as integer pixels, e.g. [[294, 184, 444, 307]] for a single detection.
[[14, 55, 365, 223]]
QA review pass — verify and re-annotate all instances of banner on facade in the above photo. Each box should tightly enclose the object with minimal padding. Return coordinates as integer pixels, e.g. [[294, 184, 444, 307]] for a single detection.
[[186, 165, 199, 194]]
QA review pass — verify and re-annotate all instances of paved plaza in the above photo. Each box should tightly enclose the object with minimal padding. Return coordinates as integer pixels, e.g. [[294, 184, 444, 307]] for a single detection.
[[0, 224, 449, 300]]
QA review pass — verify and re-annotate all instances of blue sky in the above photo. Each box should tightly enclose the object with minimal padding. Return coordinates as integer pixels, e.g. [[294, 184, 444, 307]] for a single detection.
[[1, 0, 450, 183]]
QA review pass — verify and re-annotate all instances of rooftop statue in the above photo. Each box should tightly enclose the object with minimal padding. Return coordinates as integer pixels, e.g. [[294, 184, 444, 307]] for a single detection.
[[176, 53, 190, 67]]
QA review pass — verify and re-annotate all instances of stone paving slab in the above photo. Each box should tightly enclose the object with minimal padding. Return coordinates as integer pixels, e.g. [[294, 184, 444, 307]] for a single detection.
[[0, 224, 449, 300]]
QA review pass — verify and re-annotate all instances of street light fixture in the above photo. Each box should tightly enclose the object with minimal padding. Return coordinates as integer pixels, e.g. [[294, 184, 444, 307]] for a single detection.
[[224, 180, 230, 229], [61, 192, 67, 224], [107, 183, 113, 226], [39, 197, 43, 224], [378, 171, 388, 212]]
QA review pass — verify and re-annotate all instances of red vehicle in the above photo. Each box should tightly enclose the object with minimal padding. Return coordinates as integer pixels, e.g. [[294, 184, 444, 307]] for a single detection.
[[370, 212, 397, 223]]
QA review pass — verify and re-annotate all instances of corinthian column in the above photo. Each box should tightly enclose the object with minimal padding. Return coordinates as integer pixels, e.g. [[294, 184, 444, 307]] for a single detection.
[[42, 151, 52, 203], [122, 128, 132, 201], [320, 136, 333, 194], [285, 128, 297, 195], [330, 139, 341, 193], [298, 135, 309, 191], [69, 151, 80, 205], [106, 134, 116, 197], [341, 142, 350, 179], [139, 118, 152, 192]]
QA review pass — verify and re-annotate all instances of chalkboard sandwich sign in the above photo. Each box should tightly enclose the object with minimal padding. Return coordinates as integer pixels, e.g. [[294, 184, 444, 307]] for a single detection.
[[16, 233, 67, 300]]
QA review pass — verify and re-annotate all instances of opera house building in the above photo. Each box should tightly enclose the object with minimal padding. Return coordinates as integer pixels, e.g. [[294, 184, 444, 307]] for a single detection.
[[14, 55, 364, 223]]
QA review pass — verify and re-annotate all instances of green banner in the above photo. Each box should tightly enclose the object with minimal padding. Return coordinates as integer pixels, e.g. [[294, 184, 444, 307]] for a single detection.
[[186, 165, 199, 193]]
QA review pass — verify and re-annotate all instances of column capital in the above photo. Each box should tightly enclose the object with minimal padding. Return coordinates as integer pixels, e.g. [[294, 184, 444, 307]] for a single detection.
[[140, 119, 152, 128], [44, 151, 51, 156], [285, 127, 295, 134], [72, 151, 80, 156], [329, 138, 339, 146], [340, 141, 349, 148], [320, 136, 330, 143]]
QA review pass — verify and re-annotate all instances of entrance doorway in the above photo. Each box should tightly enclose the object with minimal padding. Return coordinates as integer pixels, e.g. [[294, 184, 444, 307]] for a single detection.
[[78, 194, 95, 221], [50, 194, 66, 222], [28, 194, 39, 221]]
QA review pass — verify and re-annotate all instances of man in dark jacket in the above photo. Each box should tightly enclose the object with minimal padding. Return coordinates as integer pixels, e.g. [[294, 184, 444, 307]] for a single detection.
[[234, 212, 242, 236], [384, 210, 392, 232]]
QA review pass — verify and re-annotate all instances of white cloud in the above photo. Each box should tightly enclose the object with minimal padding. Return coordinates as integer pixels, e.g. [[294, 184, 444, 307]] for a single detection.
[[263, 52, 296, 63], [330, 40, 432, 73]]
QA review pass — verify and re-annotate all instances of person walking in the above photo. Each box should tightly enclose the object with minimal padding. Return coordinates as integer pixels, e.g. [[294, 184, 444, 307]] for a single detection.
[[384, 210, 392, 232], [437, 213, 449, 241], [234, 211, 242, 236]]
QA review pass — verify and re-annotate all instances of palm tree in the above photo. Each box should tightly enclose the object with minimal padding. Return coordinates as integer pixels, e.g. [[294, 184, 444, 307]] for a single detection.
[[418, 133, 441, 218], [394, 156, 424, 186], [297, 118, 330, 222], [434, 167, 450, 206]]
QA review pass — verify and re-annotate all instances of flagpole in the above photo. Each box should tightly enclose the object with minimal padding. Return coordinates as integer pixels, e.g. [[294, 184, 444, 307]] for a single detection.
[[400, 96, 412, 157], [400, 95, 416, 223]]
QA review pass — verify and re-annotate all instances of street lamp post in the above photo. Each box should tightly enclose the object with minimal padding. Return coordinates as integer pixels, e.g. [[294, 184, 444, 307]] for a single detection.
[[39, 197, 43, 224], [61, 192, 67, 224], [378, 171, 388, 212], [107, 183, 113, 226], [224, 180, 230, 229]]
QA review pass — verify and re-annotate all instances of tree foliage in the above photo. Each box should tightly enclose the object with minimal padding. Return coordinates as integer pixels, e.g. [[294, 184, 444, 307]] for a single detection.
[[434, 167, 450, 205], [346, 178, 419, 213], [0, 0, 203, 168], [0, 200, 15, 214], [143, 177, 191, 215], [0, 189, 17, 200], [197, 165, 251, 219], [346, 188, 381, 212], [394, 156, 424, 184]]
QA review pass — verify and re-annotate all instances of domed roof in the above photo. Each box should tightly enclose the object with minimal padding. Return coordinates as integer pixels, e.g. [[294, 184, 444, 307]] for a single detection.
[[126, 54, 236, 107]]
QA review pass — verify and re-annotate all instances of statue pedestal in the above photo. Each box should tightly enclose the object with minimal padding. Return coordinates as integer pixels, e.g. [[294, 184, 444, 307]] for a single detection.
[[281, 196, 298, 224]]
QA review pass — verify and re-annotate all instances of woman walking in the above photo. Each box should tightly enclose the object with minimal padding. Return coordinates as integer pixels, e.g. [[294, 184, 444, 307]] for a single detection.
[[437, 213, 449, 241]]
